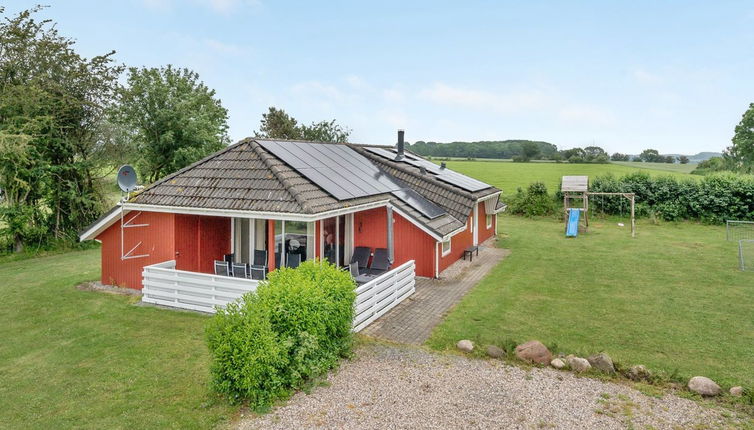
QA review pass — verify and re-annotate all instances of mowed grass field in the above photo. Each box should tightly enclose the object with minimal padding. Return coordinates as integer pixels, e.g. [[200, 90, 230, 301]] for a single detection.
[[428, 216, 754, 388], [442, 160, 694, 194], [0, 249, 234, 429]]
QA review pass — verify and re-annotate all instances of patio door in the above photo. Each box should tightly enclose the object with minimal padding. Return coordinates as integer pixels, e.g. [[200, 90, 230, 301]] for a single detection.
[[232, 218, 267, 265], [320, 215, 352, 267]]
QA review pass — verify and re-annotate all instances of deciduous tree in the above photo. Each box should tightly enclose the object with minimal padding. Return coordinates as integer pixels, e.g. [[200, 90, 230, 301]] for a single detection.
[[113, 66, 230, 182]]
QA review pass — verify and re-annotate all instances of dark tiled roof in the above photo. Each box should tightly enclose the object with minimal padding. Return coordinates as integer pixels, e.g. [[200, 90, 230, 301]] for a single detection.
[[122, 138, 498, 239], [354, 145, 499, 222], [131, 139, 388, 213]]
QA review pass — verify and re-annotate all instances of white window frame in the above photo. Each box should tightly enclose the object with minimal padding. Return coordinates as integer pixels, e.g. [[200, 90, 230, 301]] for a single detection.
[[441, 238, 452, 256], [486, 214, 493, 229]]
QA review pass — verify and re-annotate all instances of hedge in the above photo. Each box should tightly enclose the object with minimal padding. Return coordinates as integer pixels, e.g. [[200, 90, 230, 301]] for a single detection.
[[589, 172, 754, 223], [205, 260, 356, 408]]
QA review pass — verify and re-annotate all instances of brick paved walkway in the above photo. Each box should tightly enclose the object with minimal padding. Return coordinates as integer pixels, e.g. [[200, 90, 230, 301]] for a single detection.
[[361, 239, 510, 344]]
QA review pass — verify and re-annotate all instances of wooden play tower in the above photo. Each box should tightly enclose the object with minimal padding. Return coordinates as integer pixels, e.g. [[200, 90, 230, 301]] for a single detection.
[[561, 176, 636, 238]]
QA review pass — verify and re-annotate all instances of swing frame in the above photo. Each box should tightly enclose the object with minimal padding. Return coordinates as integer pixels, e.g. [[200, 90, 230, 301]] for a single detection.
[[561, 176, 636, 238]]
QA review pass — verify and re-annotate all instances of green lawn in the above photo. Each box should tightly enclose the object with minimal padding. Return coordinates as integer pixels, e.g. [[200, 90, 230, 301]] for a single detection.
[[0, 249, 235, 429], [428, 215, 754, 388], [443, 160, 694, 194]]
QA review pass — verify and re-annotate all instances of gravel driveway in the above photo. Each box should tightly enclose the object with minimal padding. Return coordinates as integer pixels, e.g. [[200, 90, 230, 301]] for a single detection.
[[238, 343, 749, 429]]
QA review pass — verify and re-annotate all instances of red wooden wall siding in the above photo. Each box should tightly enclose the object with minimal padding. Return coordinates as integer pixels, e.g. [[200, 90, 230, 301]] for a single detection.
[[198, 216, 231, 273], [392, 212, 436, 277], [477, 201, 496, 244], [97, 211, 175, 290], [439, 209, 474, 273], [353, 207, 436, 278], [174, 214, 199, 271], [353, 208, 387, 251]]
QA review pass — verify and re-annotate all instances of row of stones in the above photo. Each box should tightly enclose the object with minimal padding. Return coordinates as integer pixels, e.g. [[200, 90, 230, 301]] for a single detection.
[[456, 339, 744, 398]]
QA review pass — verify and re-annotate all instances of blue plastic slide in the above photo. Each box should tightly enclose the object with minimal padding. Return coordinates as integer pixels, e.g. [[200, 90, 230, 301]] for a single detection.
[[566, 209, 580, 237]]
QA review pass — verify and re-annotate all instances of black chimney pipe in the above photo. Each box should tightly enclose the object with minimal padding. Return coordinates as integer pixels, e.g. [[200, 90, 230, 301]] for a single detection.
[[396, 129, 405, 159]]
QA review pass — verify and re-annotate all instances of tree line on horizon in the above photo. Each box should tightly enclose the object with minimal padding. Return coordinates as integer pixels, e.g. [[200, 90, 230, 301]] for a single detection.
[[408, 141, 691, 164]]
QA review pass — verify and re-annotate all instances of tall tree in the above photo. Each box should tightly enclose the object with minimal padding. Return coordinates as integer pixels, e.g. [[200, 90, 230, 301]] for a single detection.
[[0, 6, 123, 249], [726, 103, 754, 172], [254, 107, 351, 143], [113, 66, 229, 182]]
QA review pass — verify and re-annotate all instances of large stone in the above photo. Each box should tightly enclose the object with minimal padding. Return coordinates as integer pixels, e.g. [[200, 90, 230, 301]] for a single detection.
[[627, 365, 651, 381], [550, 358, 566, 369], [456, 339, 474, 353], [688, 376, 721, 396], [567, 356, 592, 373], [587, 353, 615, 375], [514, 340, 552, 365], [485, 345, 504, 359], [730, 386, 744, 397]]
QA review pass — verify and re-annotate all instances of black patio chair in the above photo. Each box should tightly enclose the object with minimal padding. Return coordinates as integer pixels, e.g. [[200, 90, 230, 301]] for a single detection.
[[231, 263, 249, 279], [253, 249, 268, 267], [366, 248, 390, 276], [287, 253, 301, 269], [350, 246, 371, 270], [249, 265, 266, 280], [214, 260, 231, 277]]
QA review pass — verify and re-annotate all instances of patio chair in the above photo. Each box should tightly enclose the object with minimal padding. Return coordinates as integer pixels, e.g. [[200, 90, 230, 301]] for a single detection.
[[350, 246, 371, 270], [249, 265, 266, 280], [366, 248, 390, 276], [253, 249, 268, 267], [214, 260, 231, 277], [287, 253, 302, 269], [231, 263, 249, 279]]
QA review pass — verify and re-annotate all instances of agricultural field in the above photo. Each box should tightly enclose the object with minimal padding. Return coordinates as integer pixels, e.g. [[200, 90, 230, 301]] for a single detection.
[[428, 215, 754, 388], [0, 249, 234, 429], [442, 160, 695, 194], [611, 160, 699, 174]]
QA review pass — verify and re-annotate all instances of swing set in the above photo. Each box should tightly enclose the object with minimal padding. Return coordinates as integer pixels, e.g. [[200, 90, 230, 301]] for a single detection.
[[561, 176, 636, 238]]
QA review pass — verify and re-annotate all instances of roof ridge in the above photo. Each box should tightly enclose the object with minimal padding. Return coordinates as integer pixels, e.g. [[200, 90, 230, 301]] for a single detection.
[[249, 140, 314, 213]]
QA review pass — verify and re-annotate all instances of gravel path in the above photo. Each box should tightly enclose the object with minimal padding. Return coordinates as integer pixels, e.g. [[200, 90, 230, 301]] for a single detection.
[[239, 343, 749, 430]]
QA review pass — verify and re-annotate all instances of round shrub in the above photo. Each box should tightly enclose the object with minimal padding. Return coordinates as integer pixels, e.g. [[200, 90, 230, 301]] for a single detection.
[[205, 259, 356, 408], [508, 182, 556, 217]]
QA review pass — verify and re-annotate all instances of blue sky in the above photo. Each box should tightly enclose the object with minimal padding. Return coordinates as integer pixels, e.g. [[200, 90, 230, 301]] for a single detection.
[[6, 0, 754, 153]]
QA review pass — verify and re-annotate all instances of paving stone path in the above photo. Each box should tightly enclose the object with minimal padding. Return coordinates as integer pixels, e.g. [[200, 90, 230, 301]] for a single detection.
[[361, 239, 509, 344]]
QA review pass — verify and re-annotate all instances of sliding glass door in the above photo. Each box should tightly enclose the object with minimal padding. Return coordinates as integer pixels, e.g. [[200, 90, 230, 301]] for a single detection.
[[232, 218, 267, 265], [320, 215, 352, 267]]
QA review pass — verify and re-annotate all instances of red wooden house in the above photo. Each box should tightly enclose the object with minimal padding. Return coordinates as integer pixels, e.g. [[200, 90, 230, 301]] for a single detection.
[[80, 131, 505, 292]]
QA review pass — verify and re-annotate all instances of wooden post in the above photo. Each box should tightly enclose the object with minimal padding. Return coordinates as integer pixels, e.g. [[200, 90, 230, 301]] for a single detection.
[[584, 192, 589, 230], [631, 194, 636, 237], [267, 219, 275, 271]]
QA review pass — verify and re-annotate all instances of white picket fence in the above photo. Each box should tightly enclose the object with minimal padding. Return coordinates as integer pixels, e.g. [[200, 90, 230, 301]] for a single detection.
[[141, 259, 416, 331], [353, 260, 416, 332], [141, 260, 259, 313]]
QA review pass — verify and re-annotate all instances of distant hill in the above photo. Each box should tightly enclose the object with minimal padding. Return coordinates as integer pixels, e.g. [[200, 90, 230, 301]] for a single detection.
[[407, 140, 558, 160]]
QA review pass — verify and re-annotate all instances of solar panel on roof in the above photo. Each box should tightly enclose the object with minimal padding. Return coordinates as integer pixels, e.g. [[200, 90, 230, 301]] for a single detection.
[[364, 146, 490, 192], [257, 140, 448, 219], [392, 188, 445, 219]]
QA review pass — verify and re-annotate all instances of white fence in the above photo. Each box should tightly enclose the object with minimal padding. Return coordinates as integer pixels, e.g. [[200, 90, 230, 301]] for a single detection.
[[353, 260, 416, 332], [142, 260, 259, 313], [142, 259, 416, 331]]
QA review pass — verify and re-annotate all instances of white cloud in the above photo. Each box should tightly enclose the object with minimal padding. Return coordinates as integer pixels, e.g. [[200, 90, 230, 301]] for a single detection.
[[418, 82, 549, 113]]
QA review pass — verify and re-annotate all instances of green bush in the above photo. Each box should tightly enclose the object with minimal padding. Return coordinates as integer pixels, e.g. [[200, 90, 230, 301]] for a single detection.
[[205, 260, 356, 408], [508, 182, 556, 217], [590, 172, 754, 223]]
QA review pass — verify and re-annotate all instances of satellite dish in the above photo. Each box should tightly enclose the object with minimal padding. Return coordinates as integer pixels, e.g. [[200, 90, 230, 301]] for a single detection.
[[117, 165, 138, 193]]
